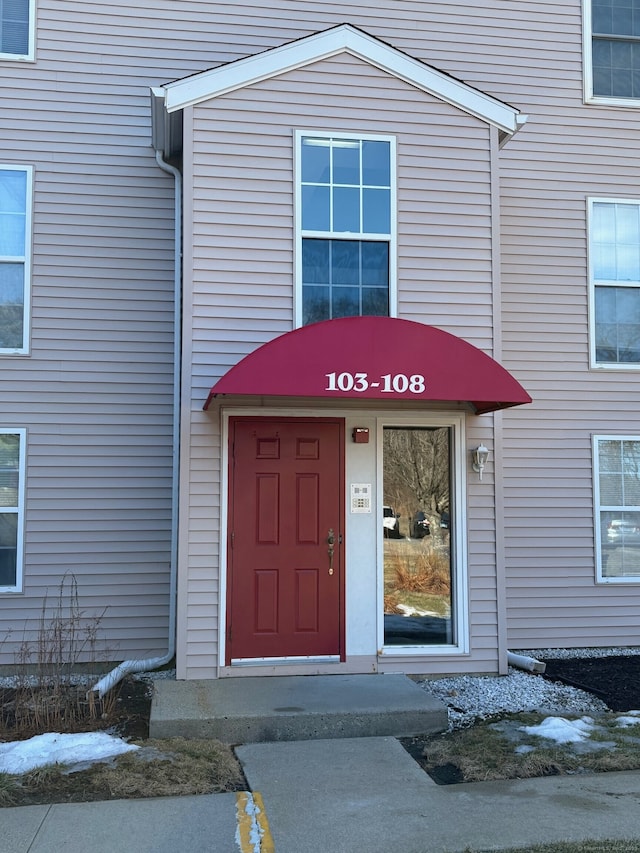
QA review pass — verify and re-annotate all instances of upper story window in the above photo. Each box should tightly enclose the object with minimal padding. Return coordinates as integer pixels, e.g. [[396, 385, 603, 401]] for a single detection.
[[296, 132, 395, 327], [0, 0, 34, 61], [0, 429, 25, 593], [589, 199, 640, 366], [0, 165, 32, 354], [587, 0, 640, 101], [594, 435, 640, 582]]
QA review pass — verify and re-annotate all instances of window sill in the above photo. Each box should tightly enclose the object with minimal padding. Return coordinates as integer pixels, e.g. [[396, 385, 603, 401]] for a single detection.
[[585, 94, 640, 109]]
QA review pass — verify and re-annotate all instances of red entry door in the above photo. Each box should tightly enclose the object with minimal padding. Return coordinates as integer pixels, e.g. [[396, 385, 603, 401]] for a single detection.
[[227, 418, 344, 663]]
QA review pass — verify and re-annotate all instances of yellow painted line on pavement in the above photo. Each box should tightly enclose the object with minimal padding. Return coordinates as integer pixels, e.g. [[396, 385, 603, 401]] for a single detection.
[[236, 791, 275, 852]]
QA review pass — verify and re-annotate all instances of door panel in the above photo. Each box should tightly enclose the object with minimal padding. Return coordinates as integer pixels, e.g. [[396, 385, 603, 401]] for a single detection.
[[227, 418, 343, 662]]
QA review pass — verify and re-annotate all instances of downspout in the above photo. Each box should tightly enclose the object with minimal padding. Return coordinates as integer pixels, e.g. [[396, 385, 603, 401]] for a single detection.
[[507, 651, 546, 674], [90, 150, 182, 698]]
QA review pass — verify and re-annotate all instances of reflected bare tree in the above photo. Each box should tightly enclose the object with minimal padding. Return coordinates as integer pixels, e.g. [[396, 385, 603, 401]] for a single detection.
[[383, 427, 450, 536]]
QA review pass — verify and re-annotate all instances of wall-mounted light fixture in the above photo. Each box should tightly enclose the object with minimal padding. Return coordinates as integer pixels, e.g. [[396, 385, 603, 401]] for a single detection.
[[472, 444, 489, 481]]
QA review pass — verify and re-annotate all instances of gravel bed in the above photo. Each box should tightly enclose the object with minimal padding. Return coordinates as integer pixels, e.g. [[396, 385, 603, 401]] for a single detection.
[[419, 648, 635, 730], [0, 668, 176, 689]]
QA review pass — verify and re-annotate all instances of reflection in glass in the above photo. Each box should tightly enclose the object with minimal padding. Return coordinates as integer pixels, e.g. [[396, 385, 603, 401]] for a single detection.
[[362, 188, 391, 234], [595, 286, 640, 363], [332, 287, 359, 318], [333, 187, 360, 233], [0, 513, 17, 586], [383, 427, 453, 646], [598, 438, 640, 578], [302, 239, 389, 323], [301, 138, 330, 183], [333, 142, 360, 185], [302, 285, 330, 325], [301, 185, 330, 232], [0, 264, 25, 349], [331, 241, 360, 284], [0, 170, 27, 256], [362, 140, 391, 186]]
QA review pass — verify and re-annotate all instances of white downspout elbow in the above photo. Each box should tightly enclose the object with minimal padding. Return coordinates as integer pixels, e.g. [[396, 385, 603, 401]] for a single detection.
[[507, 651, 546, 674]]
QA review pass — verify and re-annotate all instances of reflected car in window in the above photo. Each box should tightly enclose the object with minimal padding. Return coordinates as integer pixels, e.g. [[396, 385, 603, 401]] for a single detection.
[[410, 511, 430, 539], [383, 505, 401, 538], [607, 519, 640, 546]]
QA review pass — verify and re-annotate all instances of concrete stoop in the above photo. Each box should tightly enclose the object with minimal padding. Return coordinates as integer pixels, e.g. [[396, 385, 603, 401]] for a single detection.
[[149, 673, 448, 743]]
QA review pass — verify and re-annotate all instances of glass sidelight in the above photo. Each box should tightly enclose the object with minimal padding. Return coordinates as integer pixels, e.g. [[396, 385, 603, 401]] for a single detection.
[[382, 426, 453, 646]]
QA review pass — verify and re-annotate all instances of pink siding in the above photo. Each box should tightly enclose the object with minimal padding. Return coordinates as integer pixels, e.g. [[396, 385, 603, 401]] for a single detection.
[[5, 0, 640, 673], [180, 53, 498, 676]]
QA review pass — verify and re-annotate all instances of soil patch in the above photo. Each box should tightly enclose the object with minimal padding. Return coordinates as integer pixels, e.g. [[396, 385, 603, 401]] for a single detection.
[[541, 656, 640, 711]]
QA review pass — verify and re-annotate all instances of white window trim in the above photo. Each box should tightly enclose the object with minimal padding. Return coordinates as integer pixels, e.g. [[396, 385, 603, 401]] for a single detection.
[[588, 196, 640, 370], [0, 164, 33, 355], [594, 434, 640, 583], [0, 427, 26, 594], [583, 0, 640, 107], [376, 413, 469, 656], [293, 129, 397, 328], [0, 0, 36, 62]]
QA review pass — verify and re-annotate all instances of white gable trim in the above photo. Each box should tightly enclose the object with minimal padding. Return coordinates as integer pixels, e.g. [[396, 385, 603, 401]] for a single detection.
[[162, 24, 523, 135]]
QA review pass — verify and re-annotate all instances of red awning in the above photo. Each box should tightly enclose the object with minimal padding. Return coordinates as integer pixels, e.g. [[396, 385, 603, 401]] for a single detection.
[[204, 316, 531, 414]]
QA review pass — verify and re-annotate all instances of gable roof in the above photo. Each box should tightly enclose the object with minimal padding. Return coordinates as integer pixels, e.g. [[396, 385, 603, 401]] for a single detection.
[[158, 23, 525, 139]]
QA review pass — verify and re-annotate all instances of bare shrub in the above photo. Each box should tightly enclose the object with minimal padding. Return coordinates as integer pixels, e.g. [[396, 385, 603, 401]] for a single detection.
[[392, 551, 451, 596], [1, 573, 117, 739], [383, 591, 403, 614]]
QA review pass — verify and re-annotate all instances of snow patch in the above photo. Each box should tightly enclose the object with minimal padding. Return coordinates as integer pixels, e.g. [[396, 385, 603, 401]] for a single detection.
[[0, 731, 139, 775], [520, 716, 595, 744]]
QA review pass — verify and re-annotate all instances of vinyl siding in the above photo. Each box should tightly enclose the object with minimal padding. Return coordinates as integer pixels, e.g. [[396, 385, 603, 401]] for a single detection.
[[187, 55, 494, 401], [178, 49, 496, 675], [495, 3, 640, 647], [7, 0, 640, 671], [0, 1, 182, 664]]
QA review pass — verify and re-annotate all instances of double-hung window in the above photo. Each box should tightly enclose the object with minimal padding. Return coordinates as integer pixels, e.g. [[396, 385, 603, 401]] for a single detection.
[[297, 132, 395, 327], [0, 165, 32, 354], [0, 0, 34, 60], [587, 0, 640, 101], [594, 435, 640, 581], [0, 429, 25, 592], [589, 199, 640, 366]]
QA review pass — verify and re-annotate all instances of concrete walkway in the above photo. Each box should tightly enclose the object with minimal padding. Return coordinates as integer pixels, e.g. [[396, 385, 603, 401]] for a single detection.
[[4, 737, 640, 853]]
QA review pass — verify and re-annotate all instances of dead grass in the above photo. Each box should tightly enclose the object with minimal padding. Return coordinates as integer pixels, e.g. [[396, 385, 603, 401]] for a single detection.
[[410, 711, 640, 784], [390, 551, 451, 595], [383, 591, 402, 613], [0, 737, 245, 806], [0, 576, 247, 807]]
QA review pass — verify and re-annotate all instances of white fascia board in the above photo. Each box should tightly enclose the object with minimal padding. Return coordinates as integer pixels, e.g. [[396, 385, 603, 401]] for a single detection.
[[163, 24, 522, 135]]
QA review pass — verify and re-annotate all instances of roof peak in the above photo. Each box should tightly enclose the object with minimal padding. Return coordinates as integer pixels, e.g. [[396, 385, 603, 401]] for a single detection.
[[158, 23, 524, 138]]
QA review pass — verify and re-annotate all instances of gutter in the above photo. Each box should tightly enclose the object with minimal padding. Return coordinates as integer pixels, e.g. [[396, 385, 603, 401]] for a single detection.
[[90, 149, 182, 698]]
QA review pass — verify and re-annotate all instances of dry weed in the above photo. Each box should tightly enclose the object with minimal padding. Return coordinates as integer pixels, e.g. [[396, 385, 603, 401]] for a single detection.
[[383, 591, 403, 614], [1, 738, 245, 806], [391, 551, 451, 595], [416, 712, 640, 784], [1, 573, 118, 739], [99, 738, 244, 799], [0, 773, 20, 806]]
